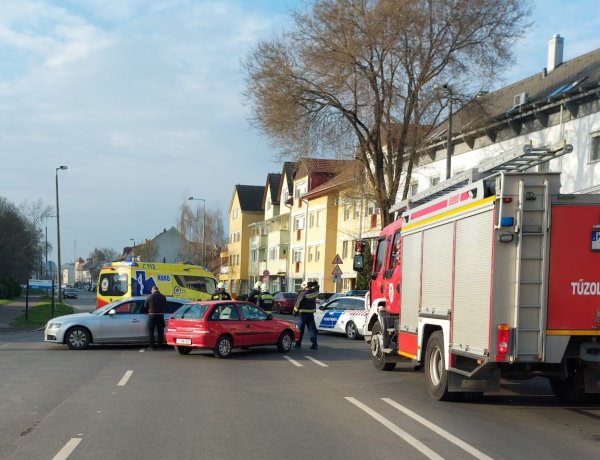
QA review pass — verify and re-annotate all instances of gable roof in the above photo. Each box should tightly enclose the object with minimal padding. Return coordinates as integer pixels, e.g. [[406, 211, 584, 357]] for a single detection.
[[277, 161, 297, 204], [303, 160, 364, 199], [430, 46, 600, 140], [235, 185, 265, 212], [263, 173, 282, 206]]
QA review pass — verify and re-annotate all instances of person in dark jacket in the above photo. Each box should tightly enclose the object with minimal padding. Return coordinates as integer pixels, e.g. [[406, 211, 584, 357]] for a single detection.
[[143, 285, 167, 349], [212, 282, 232, 300], [293, 280, 319, 349]]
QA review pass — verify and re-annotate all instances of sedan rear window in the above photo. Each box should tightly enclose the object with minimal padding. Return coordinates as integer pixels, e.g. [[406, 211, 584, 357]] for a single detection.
[[173, 304, 209, 319]]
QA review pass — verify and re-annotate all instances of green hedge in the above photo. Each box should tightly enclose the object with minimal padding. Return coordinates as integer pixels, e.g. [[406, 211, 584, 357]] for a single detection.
[[0, 278, 22, 299]]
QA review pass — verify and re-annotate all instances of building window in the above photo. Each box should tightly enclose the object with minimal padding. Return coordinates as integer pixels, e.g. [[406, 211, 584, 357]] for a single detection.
[[430, 176, 440, 186], [410, 181, 419, 196], [267, 198, 272, 210], [367, 202, 379, 215], [591, 133, 600, 163], [344, 205, 350, 221], [342, 240, 349, 259], [316, 210, 322, 227], [293, 249, 303, 263], [269, 247, 277, 260], [315, 245, 321, 262], [250, 249, 257, 262], [309, 212, 315, 228], [233, 207, 239, 219], [354, 203, 360, 219], [294, 216, 305, 231], [308, 246, 314, 262]]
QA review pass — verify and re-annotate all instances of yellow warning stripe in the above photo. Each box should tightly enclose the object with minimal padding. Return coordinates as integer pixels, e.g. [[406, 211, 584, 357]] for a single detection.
[[546, 330, 600, 336], [398, 350, 417, 359], [402, 196, 496, 232]]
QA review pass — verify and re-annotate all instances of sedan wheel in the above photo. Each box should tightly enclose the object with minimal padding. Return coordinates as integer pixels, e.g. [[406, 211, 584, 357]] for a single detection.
[[277, 331, 294, 353], [176, 346, 192, 355], [345, 321, 359, 340], [66, 327, 91, 350], [214, 335, 233, 359]]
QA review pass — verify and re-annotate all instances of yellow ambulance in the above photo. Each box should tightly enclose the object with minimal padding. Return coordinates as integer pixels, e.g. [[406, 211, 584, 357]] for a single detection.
[[96, 261, 217, 308]]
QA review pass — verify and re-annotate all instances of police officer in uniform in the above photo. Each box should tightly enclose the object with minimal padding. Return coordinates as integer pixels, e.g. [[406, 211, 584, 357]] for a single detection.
[[293, 280, 319, 349], [212, 282, 232, 300], [256, 283, 274, 313]]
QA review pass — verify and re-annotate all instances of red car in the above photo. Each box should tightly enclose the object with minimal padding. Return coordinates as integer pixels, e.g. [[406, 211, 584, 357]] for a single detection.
[[273, 292, 298, 314], [166, 300, 300, 358]]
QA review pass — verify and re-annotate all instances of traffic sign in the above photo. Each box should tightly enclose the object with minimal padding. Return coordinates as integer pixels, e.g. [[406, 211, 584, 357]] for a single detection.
[[332, 254, 343, 264], [332, 265, 343, 275]]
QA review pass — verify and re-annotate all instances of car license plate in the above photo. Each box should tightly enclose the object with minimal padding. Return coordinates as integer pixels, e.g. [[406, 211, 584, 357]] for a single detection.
[[176, 338, 191, 345]]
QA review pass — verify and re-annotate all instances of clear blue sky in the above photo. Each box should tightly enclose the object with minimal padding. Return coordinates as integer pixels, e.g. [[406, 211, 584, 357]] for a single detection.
[[1, 0, 598, 264]]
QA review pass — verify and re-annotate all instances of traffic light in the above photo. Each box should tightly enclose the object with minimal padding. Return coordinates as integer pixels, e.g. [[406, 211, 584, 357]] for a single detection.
[[355, 240, 365, 253]]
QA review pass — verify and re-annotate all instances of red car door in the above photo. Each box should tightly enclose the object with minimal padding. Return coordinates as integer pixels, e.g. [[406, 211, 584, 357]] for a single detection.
[[208, 303, 247, 347], [238, 303, 278, 346]]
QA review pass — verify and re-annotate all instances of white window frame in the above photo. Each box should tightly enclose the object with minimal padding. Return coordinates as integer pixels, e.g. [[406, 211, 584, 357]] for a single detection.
[[590, 132, 600, 164]]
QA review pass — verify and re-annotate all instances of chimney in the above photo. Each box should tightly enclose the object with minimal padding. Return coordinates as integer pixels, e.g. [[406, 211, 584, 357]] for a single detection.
[[547, 34, 564, 72]]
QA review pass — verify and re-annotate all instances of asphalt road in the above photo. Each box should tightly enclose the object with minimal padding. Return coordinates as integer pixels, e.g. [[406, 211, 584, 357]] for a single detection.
[[0, 292, 599, 459]]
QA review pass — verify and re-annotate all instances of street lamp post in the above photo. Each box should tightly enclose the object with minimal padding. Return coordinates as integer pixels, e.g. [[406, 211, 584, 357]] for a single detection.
[[130, 238, 136, 260], [188, 197, 206, 267], [55, 166, 68, 302]]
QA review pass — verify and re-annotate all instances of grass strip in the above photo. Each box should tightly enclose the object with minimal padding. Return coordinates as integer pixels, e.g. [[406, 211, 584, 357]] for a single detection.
[[12, 302, 76, 328]]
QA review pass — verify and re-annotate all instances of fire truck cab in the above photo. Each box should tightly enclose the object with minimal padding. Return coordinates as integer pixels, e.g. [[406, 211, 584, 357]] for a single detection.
[[356, 142, 600, 402]]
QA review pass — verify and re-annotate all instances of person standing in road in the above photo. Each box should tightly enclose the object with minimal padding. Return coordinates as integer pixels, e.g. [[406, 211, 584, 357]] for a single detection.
[[247, 281, 261, 304], [293, 280, 319, 350], [256, 283, 274, 313], [143, 285, 167, 350], [212, 282, 232, 300]]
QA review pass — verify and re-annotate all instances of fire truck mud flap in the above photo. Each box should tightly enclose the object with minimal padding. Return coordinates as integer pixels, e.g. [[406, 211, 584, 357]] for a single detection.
[[448, 369, 501, 393], [581, 342, 600, 393]]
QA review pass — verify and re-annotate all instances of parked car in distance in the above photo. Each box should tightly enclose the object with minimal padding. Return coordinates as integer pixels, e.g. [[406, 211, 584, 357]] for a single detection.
[[166, 301, 300, 358], [63, 288, 78, 299], [345, 289, 367, 297], [314, 296, 366, 339], [44, 297, 192, 350], [273, 292, 298, 314], [315, 292, 335, 309]]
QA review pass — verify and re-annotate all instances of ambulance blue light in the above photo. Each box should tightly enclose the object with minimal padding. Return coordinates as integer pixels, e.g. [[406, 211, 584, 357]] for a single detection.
[[500, 217, 514, 227]]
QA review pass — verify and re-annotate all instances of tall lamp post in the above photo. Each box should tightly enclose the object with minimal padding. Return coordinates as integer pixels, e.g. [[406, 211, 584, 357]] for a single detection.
[[188, 197, 206, 267], [436, 84, 455, 180], [130, 238, 136, 260], [55, 165, 68, 302]]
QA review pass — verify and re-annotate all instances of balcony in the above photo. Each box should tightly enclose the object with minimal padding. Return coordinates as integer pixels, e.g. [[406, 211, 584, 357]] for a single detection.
[[249, 235, 268, 250]]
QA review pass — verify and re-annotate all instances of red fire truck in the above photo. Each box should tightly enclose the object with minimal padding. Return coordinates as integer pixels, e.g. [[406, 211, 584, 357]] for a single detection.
[[355, 142, 600, 402]]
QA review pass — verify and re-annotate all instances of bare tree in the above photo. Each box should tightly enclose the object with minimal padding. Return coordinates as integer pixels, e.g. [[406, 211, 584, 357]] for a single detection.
[[176, 199, 225, 266], [84, 247, 119, 284], [243, 0, 531, 225], [136, 239, 158, 262]]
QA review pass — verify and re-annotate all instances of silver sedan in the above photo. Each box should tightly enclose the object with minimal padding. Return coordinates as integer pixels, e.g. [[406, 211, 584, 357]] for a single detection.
[[44, 296, 191, 350]]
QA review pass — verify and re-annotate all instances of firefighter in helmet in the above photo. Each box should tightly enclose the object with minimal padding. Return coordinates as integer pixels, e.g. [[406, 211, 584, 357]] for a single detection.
[[256, 283, 274, 313], [247, 280, 261, 304], [211, 282, 232, 300]]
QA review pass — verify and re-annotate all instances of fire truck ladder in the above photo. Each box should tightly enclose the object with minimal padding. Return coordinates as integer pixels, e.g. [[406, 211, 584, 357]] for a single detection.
[[392, 141, 573, 213], [513, 176, 551, 361]]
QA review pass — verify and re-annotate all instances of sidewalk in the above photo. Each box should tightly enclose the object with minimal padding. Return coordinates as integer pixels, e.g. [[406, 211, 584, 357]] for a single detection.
[[0, 296, 43, 333]]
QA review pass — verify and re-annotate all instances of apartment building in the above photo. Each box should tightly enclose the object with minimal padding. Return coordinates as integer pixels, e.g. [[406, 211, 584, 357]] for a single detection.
[[404, 36, 600, 201], [220, 185, 264, 297]]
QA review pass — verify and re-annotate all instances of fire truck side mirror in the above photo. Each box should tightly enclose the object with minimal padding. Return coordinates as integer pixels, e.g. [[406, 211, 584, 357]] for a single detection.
[[353, 254, 364, 271]]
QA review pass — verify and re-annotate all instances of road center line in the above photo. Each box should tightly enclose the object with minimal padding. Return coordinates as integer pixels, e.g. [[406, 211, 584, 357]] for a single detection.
[[52, 437, 82, 460], [283, 355, 303, 367], [305, 356, 328, 367], [345, 397, 443, 460], [382, 398, 494, 460], [117, 370, 134, 386]]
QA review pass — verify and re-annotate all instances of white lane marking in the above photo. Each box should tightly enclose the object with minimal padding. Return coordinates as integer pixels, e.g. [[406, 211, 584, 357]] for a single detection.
[[52, 437, 82, 460], [283, 355, 303, 367], [305, 356, 328, 367], [383, 398, 493, 460], [117, 370, 134, 386], [345, 397, 444, 460]]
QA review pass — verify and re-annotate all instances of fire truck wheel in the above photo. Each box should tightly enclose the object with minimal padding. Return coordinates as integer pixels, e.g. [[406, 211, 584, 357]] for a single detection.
[[425, 331, 459, 401], [371, 321, 396, 371], [550, 368, 585, 403]]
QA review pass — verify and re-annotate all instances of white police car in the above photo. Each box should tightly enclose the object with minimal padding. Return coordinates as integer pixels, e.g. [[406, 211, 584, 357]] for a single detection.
[[313, 296, 367, 339]]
